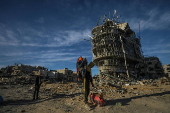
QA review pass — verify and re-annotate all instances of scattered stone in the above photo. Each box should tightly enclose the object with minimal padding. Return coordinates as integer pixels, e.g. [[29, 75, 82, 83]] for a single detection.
[[21, 110, 26, 112], [130, 82, 138, 85], [125, 84, 129, 86], [85, 104, 92, 111], [116, 102, 122, 106], [64, 109, 71, 112], [131, 88, 137, 90], [1, 87, 8, 89], [138, 81, 144, 85]]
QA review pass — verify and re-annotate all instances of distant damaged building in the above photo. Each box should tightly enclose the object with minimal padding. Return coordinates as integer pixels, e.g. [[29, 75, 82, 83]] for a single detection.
[[144, 56, 164, 79], [57, 68, 77, 82], [91, 15, 143, 78], [163, 64, 170, 77]]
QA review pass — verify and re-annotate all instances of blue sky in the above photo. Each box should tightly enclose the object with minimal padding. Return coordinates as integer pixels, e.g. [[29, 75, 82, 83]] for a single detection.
[[0, 0, 170, 75]]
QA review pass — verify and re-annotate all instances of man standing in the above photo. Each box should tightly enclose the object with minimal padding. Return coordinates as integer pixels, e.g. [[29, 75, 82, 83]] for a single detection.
[[83, 68, 94, 104], [76, 56, 84, 81], [76, 57, 94, 104], [33, 75, 42, 100]]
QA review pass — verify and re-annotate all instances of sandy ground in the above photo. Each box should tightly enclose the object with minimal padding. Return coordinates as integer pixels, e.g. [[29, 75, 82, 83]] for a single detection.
[[0, 81, 170, 113]]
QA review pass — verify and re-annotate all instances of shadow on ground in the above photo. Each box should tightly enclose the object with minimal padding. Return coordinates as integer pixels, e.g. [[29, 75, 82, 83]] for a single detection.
[[1, 91, 170, 107], [0, 92, 82, 106], [106, 91, 170, 106]]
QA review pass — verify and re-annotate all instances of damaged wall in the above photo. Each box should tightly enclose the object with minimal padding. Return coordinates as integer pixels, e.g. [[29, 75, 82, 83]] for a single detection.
[[144, 56, 164, 79], [163, 64, 170, 77], [91, 19, 143, 78], [56, 68, 77, 82]]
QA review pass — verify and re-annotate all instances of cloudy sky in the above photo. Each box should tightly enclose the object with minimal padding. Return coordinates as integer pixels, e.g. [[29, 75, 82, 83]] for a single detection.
[[0, 0, 170, 75]]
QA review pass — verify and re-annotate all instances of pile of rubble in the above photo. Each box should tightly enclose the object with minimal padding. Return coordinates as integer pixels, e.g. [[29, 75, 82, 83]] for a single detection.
[[1, 71, 170, 101], [92, 75, 170, 98], [0, 76, 36, 85], [27, 76, 169, 106]]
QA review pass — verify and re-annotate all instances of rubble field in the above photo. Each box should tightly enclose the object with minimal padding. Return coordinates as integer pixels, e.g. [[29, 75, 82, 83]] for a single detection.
[[0, 78, 170, 113]]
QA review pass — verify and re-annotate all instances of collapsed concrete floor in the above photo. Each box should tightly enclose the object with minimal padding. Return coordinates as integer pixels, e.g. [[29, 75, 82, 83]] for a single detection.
[[0, 78, 170, 113]]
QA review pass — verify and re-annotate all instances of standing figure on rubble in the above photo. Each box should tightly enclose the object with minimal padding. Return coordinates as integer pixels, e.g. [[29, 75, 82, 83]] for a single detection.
[[76, 56, 94, 104], [33, 74, 42, 100], [76, 56, 84, 81]]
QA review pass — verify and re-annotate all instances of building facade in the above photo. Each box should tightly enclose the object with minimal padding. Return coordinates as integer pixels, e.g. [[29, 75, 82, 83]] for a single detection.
[[91, 17, 143, 78], [57, 68, 77, 82], [163, 64, 170, 77], [144, 57, 164, 79]]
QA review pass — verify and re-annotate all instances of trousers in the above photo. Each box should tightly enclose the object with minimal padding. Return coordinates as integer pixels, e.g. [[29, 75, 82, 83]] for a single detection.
[[33, 85, 40, 100], [83, 78, 90, 103]]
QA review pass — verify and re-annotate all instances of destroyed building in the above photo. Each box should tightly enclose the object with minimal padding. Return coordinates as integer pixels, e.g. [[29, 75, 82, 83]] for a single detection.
[[163, 64, 170, 77], [144, 56, 164, 79], [0, 66, 13, 76], [91, 15, 144, 78], [57, 68, 77, 82], [11, 64, 48, 76], [0, 64, 78, 84]]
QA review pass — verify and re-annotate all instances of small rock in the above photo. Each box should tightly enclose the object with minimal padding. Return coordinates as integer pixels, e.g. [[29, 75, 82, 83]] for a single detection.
[[116, 102, 122, 106], [138, 81, 144, 85], [64, 109, 71, 112], [21, 110, 26, 112], [125, 84, 129, 86]]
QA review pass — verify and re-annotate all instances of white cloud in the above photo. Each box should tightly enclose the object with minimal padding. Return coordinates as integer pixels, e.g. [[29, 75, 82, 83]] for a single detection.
[[142, 42, 170, 54], [6, 30, 19, 42], [147, 50, 170, 54], [24, 62, 53, 68], [126, 8, 170, 31], [142, 44, 161, 51], [0, 23, 5, 27], [17, 28, 22, 35], [53, 29, 91, 46], [157, 50, 170, 54], [40, 56, 78, 62], [165, 44, 170, 47], [143, 45, 170, 55], [35, 17, 45, 24], [0, 49, 86, 64], [160, 12, 170, 24], [0, 34, 6, 41], [0, 23, 91, 48], [1, 50, 75, 57], [0, 42, 18, 46]]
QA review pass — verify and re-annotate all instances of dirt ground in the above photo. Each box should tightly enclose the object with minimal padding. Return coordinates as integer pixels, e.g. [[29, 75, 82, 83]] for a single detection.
[[0, 81, 170, 113]]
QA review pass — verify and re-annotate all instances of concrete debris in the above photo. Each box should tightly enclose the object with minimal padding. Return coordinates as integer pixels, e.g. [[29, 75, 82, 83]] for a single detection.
[[161, 77, 169, 85], [125, 84, 129, 86], [137, 81, 144, 85], [116, 102, 122, 106], [130, 82, 138, 85], [0, 75, 170, 113], [21, 110, 26, 112]]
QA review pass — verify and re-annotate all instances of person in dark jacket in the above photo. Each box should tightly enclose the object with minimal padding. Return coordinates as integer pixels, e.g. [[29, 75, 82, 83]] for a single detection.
[[33, 75, 42, 100], [76, 56, 84, 81], [76, 57, 95, 104], [83, 69, 94, 104]]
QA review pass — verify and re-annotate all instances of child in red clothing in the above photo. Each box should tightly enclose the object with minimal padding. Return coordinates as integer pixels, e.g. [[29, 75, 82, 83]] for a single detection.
[[90, 93, 106, 107]]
